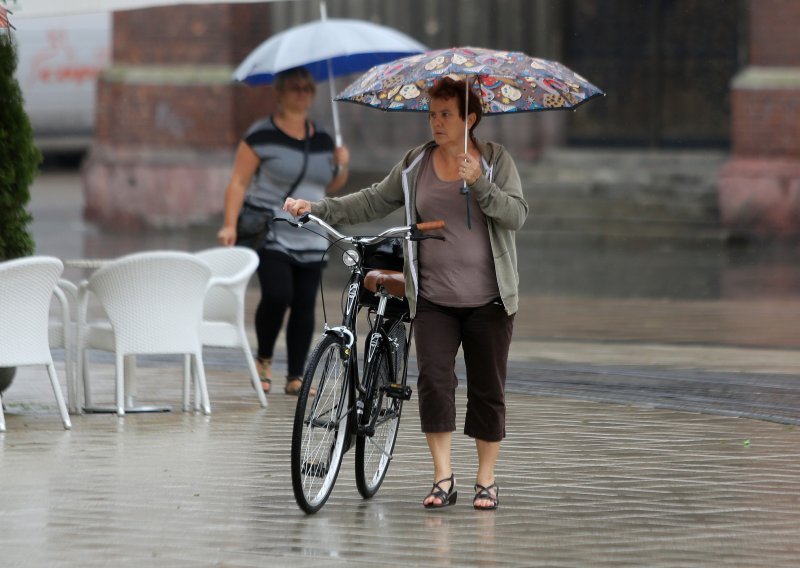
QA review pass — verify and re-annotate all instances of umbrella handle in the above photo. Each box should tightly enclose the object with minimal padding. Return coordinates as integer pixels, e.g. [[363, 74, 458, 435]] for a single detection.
[[460, 185, 472, 230], [320, 0, 343, 146]]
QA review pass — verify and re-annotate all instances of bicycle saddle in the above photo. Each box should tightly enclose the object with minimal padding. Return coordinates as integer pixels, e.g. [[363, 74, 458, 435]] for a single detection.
[[364, 269, 405, 299]]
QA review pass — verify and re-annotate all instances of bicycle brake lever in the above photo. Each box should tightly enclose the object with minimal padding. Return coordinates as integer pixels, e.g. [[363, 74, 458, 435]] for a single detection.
[[278, 212, 310, 228], [408, 226, 445, 242], [409, 235, 445, 242], [274, 217, 301, 228]]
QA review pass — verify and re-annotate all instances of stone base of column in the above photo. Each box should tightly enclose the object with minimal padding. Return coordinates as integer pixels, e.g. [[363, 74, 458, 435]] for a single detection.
[[718, 157, 800, 240], [718, 65, 800, 241], [82, 144, 232, 230]]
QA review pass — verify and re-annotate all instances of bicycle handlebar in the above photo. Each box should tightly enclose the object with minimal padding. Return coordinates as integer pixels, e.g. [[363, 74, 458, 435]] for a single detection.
[[415, 220, 445, 232], [291, 213, 445, 244]]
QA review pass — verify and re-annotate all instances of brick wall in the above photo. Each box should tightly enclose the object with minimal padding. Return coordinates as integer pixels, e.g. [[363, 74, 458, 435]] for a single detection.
[[731, 89, 800, 158], [113, 4, 272, 65], [94, 80, 273, 150], [750, 0, 800, 66]]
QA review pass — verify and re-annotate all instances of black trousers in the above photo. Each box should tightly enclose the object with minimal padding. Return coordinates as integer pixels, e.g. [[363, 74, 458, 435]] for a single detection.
[[413, 295, 515, 442], [255, 251, 322, 378]]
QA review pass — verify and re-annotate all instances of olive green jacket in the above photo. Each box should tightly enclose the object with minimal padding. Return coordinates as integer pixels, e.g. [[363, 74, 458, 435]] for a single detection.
[[310, 139, 528, 316]]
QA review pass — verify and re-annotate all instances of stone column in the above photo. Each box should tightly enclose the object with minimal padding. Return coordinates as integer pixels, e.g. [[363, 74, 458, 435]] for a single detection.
[[82, 3, 274, 229], [718, 0, 800, 240]]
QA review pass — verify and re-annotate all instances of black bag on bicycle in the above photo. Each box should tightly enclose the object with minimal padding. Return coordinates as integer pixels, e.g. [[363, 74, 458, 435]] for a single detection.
[[360, 237, 408, 319], [362, 238, 404, 271]]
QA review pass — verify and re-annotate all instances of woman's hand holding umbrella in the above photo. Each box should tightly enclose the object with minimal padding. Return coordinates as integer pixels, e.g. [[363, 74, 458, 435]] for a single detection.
[[457, 152, 481, 186]]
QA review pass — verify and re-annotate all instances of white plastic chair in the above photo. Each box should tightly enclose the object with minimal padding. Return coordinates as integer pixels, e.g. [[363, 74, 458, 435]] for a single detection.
[[49, 278, 79, 413], [76, 251, 213, 416], [191, 247, 266, 409], [0, 256, 72, 431]]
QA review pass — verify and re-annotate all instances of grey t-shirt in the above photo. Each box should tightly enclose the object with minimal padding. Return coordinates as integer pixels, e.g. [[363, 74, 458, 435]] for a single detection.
[[243, 117, 336, 264], [415, 149, 499, 307]]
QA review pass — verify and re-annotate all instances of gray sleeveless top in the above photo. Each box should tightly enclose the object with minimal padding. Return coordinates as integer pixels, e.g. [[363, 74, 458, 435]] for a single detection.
[[243, 116, 336, 264]]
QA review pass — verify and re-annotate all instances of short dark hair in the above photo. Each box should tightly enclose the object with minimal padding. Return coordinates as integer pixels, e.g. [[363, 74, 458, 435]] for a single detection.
[[274, 67, 315, 94], [427, 77, 483, 140]]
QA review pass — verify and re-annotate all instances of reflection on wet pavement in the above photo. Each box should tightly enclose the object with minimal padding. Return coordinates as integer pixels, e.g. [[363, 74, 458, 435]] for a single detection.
[[2, 170, 798, 566]]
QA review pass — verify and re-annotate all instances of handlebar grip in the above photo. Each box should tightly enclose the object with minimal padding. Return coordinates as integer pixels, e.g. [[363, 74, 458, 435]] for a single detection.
[[415, 220, 445, 232]]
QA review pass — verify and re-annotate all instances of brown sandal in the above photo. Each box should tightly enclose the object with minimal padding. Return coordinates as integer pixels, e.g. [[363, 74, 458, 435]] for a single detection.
[[285, 377, 316, 396], [285, 377, 303, 396], [256, 358, 272, 394]]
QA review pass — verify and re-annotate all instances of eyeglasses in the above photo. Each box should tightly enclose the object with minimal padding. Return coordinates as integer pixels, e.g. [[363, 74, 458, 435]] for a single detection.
[[287, 84, 315, 94]]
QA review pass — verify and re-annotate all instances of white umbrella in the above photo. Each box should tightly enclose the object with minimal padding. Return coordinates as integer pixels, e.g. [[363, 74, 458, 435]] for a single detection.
[[232, 4, 426, 145]]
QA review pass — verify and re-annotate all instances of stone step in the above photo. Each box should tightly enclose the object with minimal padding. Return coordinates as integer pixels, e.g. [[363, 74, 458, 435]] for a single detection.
[[528, 195, 718, 221], [515, 149, 727, 243], [520, 226, 728, 248]]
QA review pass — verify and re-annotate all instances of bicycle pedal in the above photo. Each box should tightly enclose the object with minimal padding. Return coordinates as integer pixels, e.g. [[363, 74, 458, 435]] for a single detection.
[[382, 383, 412, 401], [301, 460, 329, 478]]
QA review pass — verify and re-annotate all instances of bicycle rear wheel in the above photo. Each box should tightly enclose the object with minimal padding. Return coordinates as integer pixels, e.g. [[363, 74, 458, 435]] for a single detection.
[[291, 334, 351, 514], [355, 323, 407, 499]]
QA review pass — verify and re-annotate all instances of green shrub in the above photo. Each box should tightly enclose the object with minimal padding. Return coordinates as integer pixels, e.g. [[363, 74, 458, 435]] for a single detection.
[[0, 29, 41, 260]]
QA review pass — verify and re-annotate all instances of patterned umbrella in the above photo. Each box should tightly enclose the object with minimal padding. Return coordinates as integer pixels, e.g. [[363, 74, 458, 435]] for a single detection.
[[334, 46, 604, 115], [335, 46, 604, 227]]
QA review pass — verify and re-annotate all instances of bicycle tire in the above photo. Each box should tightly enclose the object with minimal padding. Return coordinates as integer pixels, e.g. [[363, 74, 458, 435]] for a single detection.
[[355, 323, 407, 499], [291, 333, 351, 514]]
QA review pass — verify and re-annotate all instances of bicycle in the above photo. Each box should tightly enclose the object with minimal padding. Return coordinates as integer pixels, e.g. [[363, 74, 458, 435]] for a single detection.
[[285, 213, 444, 514]]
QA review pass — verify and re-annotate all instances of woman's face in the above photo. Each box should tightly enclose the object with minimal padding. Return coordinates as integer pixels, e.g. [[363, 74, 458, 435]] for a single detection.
[[428, 96, 473, 147], [278, 78, 316, 112]]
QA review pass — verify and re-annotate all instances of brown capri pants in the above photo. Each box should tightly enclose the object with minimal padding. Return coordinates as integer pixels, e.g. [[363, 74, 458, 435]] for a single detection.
[[413, 295, 515, 442]]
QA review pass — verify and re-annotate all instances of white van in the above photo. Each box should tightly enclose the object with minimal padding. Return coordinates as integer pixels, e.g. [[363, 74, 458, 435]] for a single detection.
[[13, 12, 111, 152]]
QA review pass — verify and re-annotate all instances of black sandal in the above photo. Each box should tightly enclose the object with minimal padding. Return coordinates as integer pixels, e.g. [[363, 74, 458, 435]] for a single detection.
[[473, 482, 499, 510], [423, 474, 457, 509]]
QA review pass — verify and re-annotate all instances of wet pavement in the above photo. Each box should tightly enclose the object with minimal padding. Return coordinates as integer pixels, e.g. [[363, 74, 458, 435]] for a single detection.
[[1, 170, 799, 566]]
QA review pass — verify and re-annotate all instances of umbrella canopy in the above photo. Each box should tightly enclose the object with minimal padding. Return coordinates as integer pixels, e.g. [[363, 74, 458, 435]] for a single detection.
[[232, 18, 427, 86], [334, 46, 604, 228], [335, 46, 604, 114], [233, 15, 426, 146]]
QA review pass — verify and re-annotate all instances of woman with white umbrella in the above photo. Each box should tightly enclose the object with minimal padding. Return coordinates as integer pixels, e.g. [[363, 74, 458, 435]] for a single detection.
[[218, 66, 350, 396]]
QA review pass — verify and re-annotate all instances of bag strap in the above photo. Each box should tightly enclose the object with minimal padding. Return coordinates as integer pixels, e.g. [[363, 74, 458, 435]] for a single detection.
[[283, 120, 311, 201]]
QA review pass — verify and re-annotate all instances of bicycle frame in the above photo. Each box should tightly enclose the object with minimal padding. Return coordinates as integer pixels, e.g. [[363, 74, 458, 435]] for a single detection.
[[294, 214, 439, 444], [316, 234, 411, 452], [289, 213, 444, 512]]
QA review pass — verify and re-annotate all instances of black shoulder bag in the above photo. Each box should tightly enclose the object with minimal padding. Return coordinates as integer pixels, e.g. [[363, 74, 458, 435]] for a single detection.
[[235, 120, 311, 249]]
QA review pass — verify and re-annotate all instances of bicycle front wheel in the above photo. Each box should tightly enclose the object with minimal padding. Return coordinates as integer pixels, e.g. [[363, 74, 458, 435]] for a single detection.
[[355, 329, 406, 499], [291, 333, 351, 514]]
